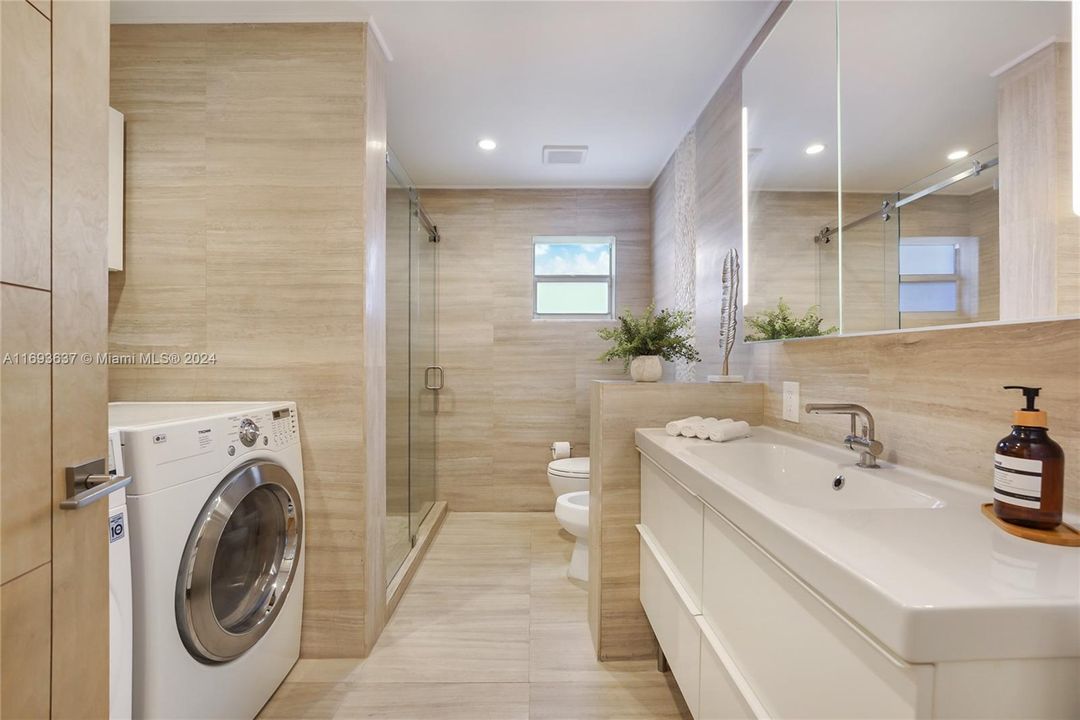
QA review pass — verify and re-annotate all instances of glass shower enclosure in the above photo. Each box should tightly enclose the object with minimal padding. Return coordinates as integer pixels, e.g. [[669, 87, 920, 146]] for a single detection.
[[385, 148, 439, 584]]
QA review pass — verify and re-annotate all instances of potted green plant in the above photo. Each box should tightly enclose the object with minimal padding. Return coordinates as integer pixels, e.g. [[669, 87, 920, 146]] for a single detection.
[[743, 298, 838, 341], [597, 304, 701, 381]]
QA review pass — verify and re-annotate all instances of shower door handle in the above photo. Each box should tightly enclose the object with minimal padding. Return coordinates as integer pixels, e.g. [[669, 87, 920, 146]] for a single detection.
[[424, 365, 443, 391]]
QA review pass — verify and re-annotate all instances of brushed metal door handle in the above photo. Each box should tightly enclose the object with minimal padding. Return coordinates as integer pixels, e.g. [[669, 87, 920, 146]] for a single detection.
[[60, 457, 133, 510]]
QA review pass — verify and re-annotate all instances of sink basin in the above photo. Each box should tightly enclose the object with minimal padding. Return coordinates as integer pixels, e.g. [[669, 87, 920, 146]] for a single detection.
[[685, 440, 945, 510]]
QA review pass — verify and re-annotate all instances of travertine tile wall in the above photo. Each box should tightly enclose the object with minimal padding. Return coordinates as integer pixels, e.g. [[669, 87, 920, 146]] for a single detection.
[[747, 320, 1080, 513], [970, 187, 1001, 323], [422, 189, 652, 511], [998, 42, 1080, 320], [651, 1, 1079, 518], [108, 23, 387, 657], [361, 30, 389, 653]]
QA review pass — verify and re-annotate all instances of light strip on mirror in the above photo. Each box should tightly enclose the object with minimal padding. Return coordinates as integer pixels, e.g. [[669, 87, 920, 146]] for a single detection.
[[1074, 0, 1079, 215], [741, 105, 749, 306], [835, 0, 843, 333]]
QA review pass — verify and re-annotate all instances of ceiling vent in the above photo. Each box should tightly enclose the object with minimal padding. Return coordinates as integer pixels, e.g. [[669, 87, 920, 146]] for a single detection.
[[543, 145, 588, 165]]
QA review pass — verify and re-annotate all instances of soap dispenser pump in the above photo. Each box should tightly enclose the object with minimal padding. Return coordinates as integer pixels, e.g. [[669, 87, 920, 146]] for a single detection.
[[993, 385, 1065, 530]]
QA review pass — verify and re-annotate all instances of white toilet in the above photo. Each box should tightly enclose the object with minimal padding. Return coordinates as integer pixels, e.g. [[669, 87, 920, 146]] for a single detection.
[[554, 491, 590, 582], [547, 456, 589, 497], [548, 456, 590, 582]]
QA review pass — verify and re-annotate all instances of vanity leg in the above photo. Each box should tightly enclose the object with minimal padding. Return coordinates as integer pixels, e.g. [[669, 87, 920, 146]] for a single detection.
[[657, 645, 669, 673]]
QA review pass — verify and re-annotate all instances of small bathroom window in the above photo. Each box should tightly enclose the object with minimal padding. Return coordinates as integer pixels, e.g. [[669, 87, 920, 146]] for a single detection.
[[897, 238, 977, 315], [533, 237, 615, 318]]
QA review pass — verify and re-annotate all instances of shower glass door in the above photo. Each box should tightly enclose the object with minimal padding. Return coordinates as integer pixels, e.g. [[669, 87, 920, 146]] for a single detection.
[[409, 207, 437, 541], [385, 149, 438, 584]]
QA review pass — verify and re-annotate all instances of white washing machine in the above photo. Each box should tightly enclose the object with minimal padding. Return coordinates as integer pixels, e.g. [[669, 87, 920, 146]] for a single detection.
[[107, 429, 133, 720], [109, 402, 305, 720]]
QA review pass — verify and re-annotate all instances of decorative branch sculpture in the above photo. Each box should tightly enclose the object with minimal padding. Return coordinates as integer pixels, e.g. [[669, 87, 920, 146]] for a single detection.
[[718, 248, 741, 376]]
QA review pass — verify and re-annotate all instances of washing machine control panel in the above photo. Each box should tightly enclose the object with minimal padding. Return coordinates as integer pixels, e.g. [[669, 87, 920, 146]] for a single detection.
[[266, 407, 299, 448], [224, 406, 299, 455], [114, 402, 303, 496]]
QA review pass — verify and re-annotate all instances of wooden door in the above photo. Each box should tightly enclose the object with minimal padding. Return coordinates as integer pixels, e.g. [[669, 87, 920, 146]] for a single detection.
[[1, 2, 111, 717]]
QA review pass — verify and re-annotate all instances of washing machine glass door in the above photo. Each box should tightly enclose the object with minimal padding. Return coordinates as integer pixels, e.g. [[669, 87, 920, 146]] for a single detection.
[[176, 460, 303, 663]]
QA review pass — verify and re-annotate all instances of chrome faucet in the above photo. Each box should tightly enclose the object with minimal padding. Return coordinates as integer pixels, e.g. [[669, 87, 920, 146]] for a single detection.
[[804, 403, 884, 468]]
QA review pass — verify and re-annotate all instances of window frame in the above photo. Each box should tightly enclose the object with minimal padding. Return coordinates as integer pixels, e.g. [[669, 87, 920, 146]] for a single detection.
[[532, 236, 616, 320]]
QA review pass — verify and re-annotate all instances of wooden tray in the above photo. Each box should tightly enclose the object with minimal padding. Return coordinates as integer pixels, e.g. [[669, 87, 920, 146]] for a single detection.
[[981, 504, 1080, 547]]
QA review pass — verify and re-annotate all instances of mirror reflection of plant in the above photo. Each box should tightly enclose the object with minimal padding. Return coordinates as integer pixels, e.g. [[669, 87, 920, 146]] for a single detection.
[[598, 304, 702, 371], [744, 298, 838, 341]]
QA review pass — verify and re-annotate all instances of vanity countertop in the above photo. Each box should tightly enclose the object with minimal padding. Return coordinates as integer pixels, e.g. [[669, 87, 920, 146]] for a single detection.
[[635, 426, 1080, 664]]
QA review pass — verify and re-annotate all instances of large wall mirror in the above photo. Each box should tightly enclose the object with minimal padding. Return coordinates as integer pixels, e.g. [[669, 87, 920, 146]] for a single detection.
[[743, 0, 1077, 341]]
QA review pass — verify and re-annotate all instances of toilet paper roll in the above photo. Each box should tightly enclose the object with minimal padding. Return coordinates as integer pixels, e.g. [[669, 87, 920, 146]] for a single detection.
[[551, 441, 572, 460], [665, 416, 702, 436], [710, 420, 751, 442]]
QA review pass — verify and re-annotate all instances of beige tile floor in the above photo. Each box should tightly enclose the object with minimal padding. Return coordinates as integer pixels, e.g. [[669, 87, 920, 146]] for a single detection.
[[260, 512, 690, 720]]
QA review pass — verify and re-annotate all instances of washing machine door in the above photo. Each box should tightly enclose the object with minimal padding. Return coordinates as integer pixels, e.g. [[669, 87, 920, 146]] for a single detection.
[[176, 460, 303, 663]]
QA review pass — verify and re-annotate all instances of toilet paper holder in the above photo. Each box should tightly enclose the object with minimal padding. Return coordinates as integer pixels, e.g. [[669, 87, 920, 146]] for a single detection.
[[550, 442, 574, 460]]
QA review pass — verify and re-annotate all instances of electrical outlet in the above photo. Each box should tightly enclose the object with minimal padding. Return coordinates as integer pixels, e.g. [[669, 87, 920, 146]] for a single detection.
[[783, 381, 800, 422]]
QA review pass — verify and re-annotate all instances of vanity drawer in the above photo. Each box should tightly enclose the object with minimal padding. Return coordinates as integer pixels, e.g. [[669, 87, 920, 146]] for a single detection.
[[640, 453, 703, 608], [698, 619, 762, 720], [701, 506, 931, 719], [640, 527, 701, 719]]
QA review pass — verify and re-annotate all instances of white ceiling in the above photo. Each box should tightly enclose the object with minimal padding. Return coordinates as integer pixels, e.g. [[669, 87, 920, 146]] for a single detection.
[[742, 0, 1070, 195], [110, 0, 777, 188]]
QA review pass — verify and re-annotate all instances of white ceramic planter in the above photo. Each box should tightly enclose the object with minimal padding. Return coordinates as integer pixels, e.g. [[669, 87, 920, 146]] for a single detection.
[[629, 355, 662, 382]]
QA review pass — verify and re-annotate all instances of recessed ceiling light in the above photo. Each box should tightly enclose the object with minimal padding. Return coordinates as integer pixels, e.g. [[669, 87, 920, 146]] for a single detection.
[[947, 149, 969, 161], [804, 143, 826, 155], [477, 138, 497, 151]]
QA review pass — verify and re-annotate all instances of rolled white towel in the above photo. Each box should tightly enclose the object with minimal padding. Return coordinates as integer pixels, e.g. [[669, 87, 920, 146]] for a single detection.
[[694, 417, 733, 439], [665, 416, 702, 436], [710, 420, 751, 442], [689, 417, 717, 438], [681, 418, 708, 437]]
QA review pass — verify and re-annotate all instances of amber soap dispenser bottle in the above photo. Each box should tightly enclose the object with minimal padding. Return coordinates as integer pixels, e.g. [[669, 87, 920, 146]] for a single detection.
[[993, 386, 1065, 530]]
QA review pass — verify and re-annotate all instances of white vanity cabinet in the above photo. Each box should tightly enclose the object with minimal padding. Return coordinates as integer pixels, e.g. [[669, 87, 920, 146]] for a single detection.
[[636, 447, 1079, 719], [699, 504, 931, 719], [639, 453, 759, 720], [640, 455, 703, 606]]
